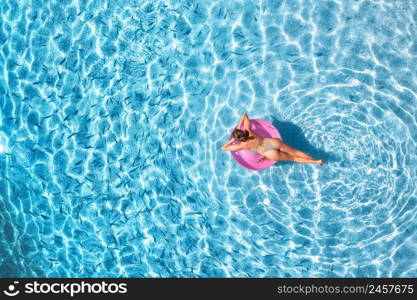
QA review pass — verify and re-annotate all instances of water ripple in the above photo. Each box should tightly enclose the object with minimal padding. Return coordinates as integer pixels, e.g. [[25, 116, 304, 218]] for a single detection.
[[0, 0, 416, 277]]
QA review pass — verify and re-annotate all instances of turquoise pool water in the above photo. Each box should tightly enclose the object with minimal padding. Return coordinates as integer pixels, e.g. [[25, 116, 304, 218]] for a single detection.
[[1, 0, 417, 277]]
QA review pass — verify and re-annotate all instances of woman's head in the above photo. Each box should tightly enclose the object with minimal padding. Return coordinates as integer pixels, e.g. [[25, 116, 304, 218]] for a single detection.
[[232, 128, 255, 142]]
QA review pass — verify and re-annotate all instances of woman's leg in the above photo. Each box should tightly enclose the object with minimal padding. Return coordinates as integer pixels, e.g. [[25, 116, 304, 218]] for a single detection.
[[294, 156, 323, 165], [265, 151, 322, 165], [271, 139, 314, 159]]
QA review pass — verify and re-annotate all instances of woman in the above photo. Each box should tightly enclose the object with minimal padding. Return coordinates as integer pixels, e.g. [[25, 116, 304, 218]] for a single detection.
[[221, 113, 324, 165]]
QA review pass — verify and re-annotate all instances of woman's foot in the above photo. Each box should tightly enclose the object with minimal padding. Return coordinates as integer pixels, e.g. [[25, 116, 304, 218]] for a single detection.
[[317, 160, 325, 166]]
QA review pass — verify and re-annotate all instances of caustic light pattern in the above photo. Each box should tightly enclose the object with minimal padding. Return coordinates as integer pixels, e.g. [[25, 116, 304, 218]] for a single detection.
[[0, 0, 417, 277]]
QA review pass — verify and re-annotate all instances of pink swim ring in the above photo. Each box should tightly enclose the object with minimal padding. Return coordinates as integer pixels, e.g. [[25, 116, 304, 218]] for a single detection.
[[230, 119, 282, 170]]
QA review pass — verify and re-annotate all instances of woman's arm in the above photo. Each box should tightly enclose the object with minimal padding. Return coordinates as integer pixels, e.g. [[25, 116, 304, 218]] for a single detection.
[[237, 113, 246, 129], [222, 144, 243, 151], [221, 137, 235, 150], [242, 113, 253, 135], [221, 137, 243, 151], [221, 113, 251, 151]]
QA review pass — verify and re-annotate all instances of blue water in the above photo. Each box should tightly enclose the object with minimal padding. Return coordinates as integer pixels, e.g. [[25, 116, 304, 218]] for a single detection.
[[1, 0, 417, 278]]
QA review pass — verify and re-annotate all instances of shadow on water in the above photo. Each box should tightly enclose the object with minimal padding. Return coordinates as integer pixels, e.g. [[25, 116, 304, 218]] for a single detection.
[[269, 117, 338, 166]]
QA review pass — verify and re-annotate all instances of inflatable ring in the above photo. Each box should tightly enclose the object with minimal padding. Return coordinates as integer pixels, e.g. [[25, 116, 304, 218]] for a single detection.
[[230, 119, 281, 170]]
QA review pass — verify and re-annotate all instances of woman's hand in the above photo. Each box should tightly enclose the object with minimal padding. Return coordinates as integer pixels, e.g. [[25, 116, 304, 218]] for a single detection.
[[221, 137, 235, 150], [256, 155, 267, 163]]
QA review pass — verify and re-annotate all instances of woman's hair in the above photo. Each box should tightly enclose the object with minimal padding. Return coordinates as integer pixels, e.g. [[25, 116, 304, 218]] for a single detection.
[[232, 128, 255, 142]]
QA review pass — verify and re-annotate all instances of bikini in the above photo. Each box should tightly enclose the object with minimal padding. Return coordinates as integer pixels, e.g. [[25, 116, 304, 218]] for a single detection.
[[248, 136, 279, 154]]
